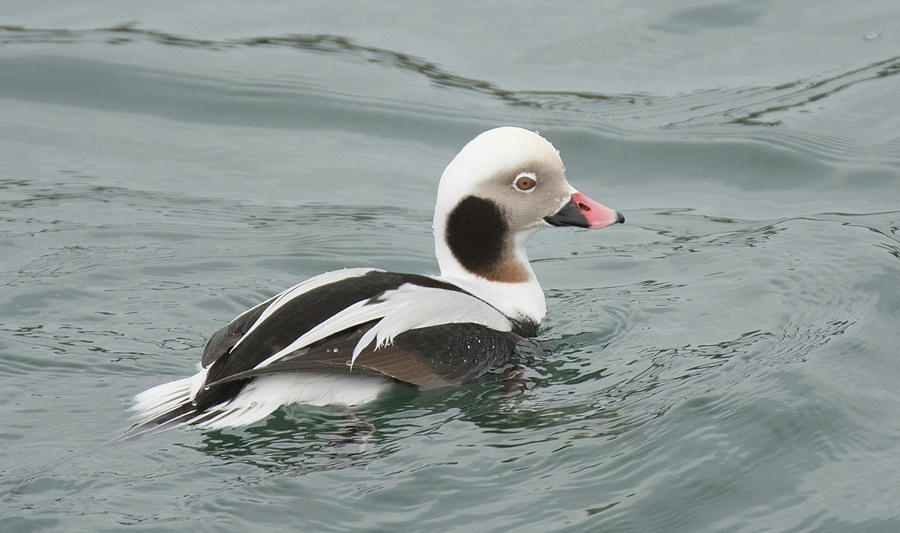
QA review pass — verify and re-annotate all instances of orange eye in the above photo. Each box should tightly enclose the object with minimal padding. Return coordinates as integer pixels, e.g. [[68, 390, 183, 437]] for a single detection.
[[514, 174, 536, 192]]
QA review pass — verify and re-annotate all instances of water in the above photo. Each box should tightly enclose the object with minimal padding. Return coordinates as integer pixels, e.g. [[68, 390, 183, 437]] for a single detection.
[[2, 1, 899, 531]]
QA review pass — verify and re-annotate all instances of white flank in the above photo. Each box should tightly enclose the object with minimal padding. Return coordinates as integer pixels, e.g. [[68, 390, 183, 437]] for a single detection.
[[131, 371, 392, 430], [191, 373, 393, 429]]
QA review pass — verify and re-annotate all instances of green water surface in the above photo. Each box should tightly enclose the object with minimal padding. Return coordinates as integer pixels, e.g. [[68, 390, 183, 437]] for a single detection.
[[2, 1, 899, 531]]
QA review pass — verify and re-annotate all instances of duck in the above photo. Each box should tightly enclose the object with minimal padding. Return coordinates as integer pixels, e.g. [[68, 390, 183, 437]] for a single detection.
[[130, 126, 623, 433]]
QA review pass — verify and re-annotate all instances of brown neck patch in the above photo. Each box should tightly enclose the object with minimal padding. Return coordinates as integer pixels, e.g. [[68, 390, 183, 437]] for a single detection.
[[480, 253, 531, 283]]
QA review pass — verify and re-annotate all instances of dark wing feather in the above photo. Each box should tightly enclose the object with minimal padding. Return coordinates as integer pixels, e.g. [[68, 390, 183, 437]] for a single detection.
[[201, 322, 523, 392], [204, 271, 464, 381], [202, 294, 277, 367]]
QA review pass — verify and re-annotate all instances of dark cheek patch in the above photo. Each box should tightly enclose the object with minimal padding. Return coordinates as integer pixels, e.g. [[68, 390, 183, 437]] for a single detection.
[[445, 196, 507, 275]]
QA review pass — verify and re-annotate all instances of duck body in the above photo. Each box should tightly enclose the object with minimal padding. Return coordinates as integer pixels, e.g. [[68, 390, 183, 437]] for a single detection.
[[131, 127, 622, 432]]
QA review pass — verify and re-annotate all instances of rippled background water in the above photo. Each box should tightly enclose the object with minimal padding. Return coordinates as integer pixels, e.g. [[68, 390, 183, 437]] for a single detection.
[[2, 1, 899, 531]]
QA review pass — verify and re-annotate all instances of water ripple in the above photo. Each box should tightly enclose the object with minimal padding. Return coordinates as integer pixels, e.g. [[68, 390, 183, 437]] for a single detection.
[[2, 24, 898, 164]]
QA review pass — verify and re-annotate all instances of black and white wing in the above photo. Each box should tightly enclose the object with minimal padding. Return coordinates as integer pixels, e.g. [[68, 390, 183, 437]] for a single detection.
[[131, 268, 527, 432]]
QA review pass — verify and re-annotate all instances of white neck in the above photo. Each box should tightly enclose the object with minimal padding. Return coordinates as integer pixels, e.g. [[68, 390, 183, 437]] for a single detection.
[[433, 226, 547, 324]]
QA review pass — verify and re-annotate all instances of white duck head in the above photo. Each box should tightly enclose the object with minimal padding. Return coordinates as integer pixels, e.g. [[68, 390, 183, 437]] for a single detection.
[[432, 127, 623, 324]]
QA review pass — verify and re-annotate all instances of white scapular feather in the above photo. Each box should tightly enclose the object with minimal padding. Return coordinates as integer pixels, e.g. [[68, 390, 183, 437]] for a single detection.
[[251, 283, 512, 371], [232, 267, 379, 352], [349, 284, 512, 366]]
